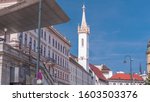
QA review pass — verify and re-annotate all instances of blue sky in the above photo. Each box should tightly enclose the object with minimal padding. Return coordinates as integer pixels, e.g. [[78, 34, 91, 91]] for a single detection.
[[55, 0, 150, 73]]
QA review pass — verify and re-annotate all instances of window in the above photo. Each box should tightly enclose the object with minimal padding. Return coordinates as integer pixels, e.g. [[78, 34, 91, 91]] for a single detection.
[[24, 33, 27, 47], [52, 38, 55, 47], [10, 67, 15, 84], [44, 31, 46, 40], [49, 35, 51, 44], [82, 39, 84, 47], [60, 57, 62, 66], [52, 52, 54, 59], [58, 43, 60, 50], [65, 60, 66, 68], [55, 54, 57, 63], [63, 46, 65, 54], [48, 50, 50, 58], [60, 72, 62, 79], [62, 59, 64, 67], [44, 46, 46, 57], [55, 40, 57, 48], [40, 45, 43, 55], [62, 73, 64, 80], [61, 45, 62, 52], [19, 33, 23, 44], [58, 56, 59, 65], [33, 40, 36, 52], [41, 29, 43, 38], [29, 37, 32, 49], [113, 83, 116, 85]]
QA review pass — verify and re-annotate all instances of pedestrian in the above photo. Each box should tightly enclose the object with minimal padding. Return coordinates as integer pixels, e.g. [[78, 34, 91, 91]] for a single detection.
[[36, 68, 43, 85]]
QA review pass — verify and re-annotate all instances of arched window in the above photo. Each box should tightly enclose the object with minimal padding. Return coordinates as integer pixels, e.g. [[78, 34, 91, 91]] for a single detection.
[[82, 39, 84, 47]]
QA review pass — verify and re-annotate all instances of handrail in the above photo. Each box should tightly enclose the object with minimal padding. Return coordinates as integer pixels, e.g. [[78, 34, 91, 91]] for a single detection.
[[41, 62, 55, 84]]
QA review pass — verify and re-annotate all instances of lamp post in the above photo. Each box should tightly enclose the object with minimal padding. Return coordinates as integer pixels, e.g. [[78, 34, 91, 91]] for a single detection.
[[36, 0, 42, 84], [123, 55, 133, 85], [4, 28, 7, 42]]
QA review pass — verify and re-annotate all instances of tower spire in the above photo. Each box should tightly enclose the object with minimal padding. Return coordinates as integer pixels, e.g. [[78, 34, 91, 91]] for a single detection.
[[81, 5, 87, 27], [78, 4, 90, 34]]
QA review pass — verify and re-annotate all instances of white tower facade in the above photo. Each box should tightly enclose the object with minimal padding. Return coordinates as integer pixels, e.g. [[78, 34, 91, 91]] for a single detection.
[[78, 5, 90, 72]]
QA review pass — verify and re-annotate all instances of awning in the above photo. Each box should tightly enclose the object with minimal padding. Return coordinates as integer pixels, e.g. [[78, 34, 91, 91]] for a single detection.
[[0, 0, 69, 35]]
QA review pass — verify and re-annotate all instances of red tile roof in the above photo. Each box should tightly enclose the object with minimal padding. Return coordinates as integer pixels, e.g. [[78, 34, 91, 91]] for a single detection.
[[109, 73, 143, 81], [89, 64, 107, 81]]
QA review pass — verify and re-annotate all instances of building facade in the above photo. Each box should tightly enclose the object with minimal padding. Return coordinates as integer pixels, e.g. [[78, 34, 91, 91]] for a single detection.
[[0, 26, 71, 85], [69, 54, 94, 85], [78, 5, 90, 72], [109, 72, 144, 85], [9, 27, 71, 85]]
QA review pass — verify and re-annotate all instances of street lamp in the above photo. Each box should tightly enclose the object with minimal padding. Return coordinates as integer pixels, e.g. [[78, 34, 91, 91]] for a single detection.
[[36, 0, 42, 84], [123, 55, 133, 85], [4, 28, 7, 42]]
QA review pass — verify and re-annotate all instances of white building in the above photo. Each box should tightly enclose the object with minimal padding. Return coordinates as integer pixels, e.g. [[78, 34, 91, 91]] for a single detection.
[[8, 26, 71, 85], [78, 5, 90, 72]]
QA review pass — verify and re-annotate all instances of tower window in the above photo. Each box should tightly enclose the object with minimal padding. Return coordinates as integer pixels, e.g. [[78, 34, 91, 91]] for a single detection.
[[82, 39, 84, 47]]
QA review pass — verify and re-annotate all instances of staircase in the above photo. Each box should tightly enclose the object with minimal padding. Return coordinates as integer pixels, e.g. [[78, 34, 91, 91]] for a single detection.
[[40, 62, 55, 85]]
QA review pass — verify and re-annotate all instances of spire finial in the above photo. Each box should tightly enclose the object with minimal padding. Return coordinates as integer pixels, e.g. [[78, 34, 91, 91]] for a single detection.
[[82, 4, 85, 11], [81, 4, 87, 27]]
